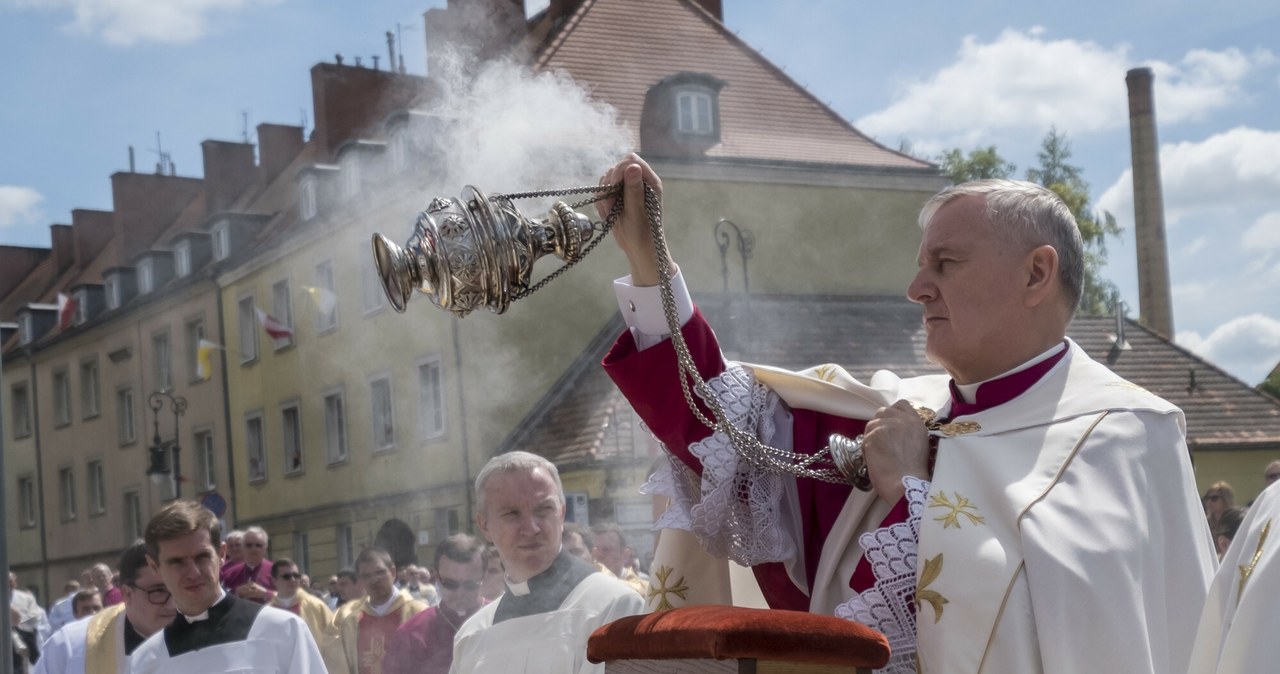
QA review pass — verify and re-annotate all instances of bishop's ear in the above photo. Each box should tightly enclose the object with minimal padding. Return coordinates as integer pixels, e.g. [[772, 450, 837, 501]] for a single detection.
[[1024, 244, 1060, 307]]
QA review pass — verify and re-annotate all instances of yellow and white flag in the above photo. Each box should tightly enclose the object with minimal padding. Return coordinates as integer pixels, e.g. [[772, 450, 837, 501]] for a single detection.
[[196, 339, 223, 380]]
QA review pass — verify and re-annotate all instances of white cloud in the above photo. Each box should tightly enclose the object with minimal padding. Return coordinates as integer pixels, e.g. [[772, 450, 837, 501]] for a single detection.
[[0, 185, 44, 229], [857, 28, 1274, 148], [1243, 211, 1280, 250], [1098, 127, 1280, 226], [1177, 313, 1280, 385], [5, 0, 281, 46]]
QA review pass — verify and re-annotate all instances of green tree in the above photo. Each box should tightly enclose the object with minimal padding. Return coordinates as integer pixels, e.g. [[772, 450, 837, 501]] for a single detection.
[[936, 146, 1016, 183], [1261, 366, 1280, 399], [1026, 127, 1121, 315]]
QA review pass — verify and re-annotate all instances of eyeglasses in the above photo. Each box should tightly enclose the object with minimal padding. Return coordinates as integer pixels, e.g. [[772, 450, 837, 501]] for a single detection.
[[243, 542, 265, 548], [1205, 494, 1223, 501], [439, 579, 482, 592], [278, 573, 301, 581], [129, 584, 172, 606]]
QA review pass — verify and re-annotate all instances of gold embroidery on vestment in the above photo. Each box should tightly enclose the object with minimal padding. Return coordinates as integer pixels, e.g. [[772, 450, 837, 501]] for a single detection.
[[929, 491, 986, 529], [1238, 518, 1272, 599], [915, 407, 981, 437], [812, 364, 838, 383], [915, 553, 949, 623], [647, 565, 690, 611]]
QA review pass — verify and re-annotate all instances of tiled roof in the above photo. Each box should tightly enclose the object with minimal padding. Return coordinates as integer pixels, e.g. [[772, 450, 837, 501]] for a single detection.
[[513, 293, 1280, 467], [534, 0, 932, 170]]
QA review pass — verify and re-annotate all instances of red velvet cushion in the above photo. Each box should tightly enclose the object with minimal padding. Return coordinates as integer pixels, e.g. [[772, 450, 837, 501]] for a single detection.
[[587, 605, 890, 668]]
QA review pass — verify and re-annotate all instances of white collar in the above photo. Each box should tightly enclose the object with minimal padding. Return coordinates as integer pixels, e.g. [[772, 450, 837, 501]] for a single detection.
[[274, 592, 300, 608], [181, 588, 227, 622], [505, 578, 531, 597], [368, 591, 400, 617], [953, 342, 1067, 404]]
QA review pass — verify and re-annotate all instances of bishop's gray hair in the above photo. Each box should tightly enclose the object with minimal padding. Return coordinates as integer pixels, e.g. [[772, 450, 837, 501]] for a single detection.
[[474, 451, 565, 512], [919, 179, 1085, 315]]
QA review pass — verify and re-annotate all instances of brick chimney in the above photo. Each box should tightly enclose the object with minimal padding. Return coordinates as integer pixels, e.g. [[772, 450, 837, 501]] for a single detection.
[[49, 224, 75, 276], [109, 172, 203, 264], [310, 63, 431, 155], [202, 140, 257, 215], [0, 246, 49, 299], [71, 209, 114, 270], [257, 123, 305, 184], [1125, 67, 1174, 338], [425, 0, 526, 77]]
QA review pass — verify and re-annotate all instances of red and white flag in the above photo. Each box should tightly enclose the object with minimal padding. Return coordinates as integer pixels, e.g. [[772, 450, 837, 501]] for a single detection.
[[254, 308, 294, 340], [57, 292, 78, 330]]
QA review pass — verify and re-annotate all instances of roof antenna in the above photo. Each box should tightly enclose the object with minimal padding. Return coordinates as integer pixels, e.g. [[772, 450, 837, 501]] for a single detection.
[[386, 30, 396, 74], [150, 132, 175, 176], [1107, 292, 1132, 364]]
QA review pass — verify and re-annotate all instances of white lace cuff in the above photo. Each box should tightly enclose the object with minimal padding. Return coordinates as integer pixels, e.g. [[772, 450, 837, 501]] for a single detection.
[[834, 475, 930, 674], [640, 364, 797, 567]]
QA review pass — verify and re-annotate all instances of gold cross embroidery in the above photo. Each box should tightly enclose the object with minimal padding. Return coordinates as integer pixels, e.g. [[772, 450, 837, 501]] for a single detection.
[[812, 364, 838, 383], [1237, 518, 1272, 599], [647, 565, 690, 611], [928, 491, 986, 529], [915, 553, 949, 624]]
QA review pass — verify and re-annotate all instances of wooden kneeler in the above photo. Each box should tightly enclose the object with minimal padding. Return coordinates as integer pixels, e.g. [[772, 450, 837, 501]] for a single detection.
[[587, 605, 891, 674]]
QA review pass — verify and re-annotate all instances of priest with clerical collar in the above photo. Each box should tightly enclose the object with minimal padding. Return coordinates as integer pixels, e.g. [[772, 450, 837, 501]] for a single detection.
[[35, 541, 176, 674], [219, 526, 275, 604], [384, 534, 488, 674], [333, 547, 427, 674], [450, 451, 644, 674], [129, 500, 325, 673]]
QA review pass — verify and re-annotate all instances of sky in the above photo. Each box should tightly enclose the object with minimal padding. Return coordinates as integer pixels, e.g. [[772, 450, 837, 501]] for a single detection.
[[1, 0, 1278, 385]]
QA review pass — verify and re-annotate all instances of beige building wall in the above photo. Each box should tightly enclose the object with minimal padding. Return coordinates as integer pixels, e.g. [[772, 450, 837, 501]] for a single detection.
[[3, 359, 46, 595], [1192, 448, 1280, 506]]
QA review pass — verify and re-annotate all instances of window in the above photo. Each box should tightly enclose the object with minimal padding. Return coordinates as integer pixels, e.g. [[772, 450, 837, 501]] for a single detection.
[[185, 317, 206, 383], [18, 312, 34, 345], [299, 178, 317, 221], [676, 90, 714, 135], [324, 390, 348, 464], [105, 276, 122, 310], [370, 376, 395, 452], [193, 429, 216, 492], [246, 413, 266, 483], [361, 251, 387, 313], [314, 260, 338, 333], [52, 368, 72, 427], [292, 531, 310, 574], [174, 241, 192, 278], [418, 358, 445, 439], [336, 524, 355, 570], [116, 387, 135, 445], [124, 490, 143, 543], [87, 460, 106, 515], [238, 295, 259, 364], [342, 156, 361, 198], [73, 288, 88, 325], [138, 258, 154, 295], [11, 383, 31, 439], [282, 402, 304, 475], [59, 467, 76, 521], [152, 330, 172, 391], [390, 129, 410, 170], [212, 222, 231, 261], [18, 476, 36, 528], [80, 358, 100, 418], [271, 279, 294, 349]]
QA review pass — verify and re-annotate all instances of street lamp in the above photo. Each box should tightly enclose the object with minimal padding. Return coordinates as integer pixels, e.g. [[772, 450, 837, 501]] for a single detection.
[[147, 390, 187, 499]]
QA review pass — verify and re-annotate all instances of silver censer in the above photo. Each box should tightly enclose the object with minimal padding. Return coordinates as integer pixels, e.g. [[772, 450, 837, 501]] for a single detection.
[[372, 186, 598, 317]]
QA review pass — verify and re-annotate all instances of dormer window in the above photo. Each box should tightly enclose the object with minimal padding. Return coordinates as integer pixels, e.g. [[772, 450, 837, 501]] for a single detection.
[[212, 222, 230, 261], [299, 177, 318, 221], [19, 313, 33, 346], [676, 90, 714, 135], [641, 72, 726, 157], [174, 241, 192, 278], [342, 156, 361, 198], [105, 276, 121, 310], [138, 258, 154, 295], [73, 289, 88, 325], [390, 129, 410, 170]]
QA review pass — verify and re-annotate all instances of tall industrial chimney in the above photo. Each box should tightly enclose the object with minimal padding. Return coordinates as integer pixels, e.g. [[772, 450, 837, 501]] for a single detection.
[[1125, 67, 1175, 338]]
